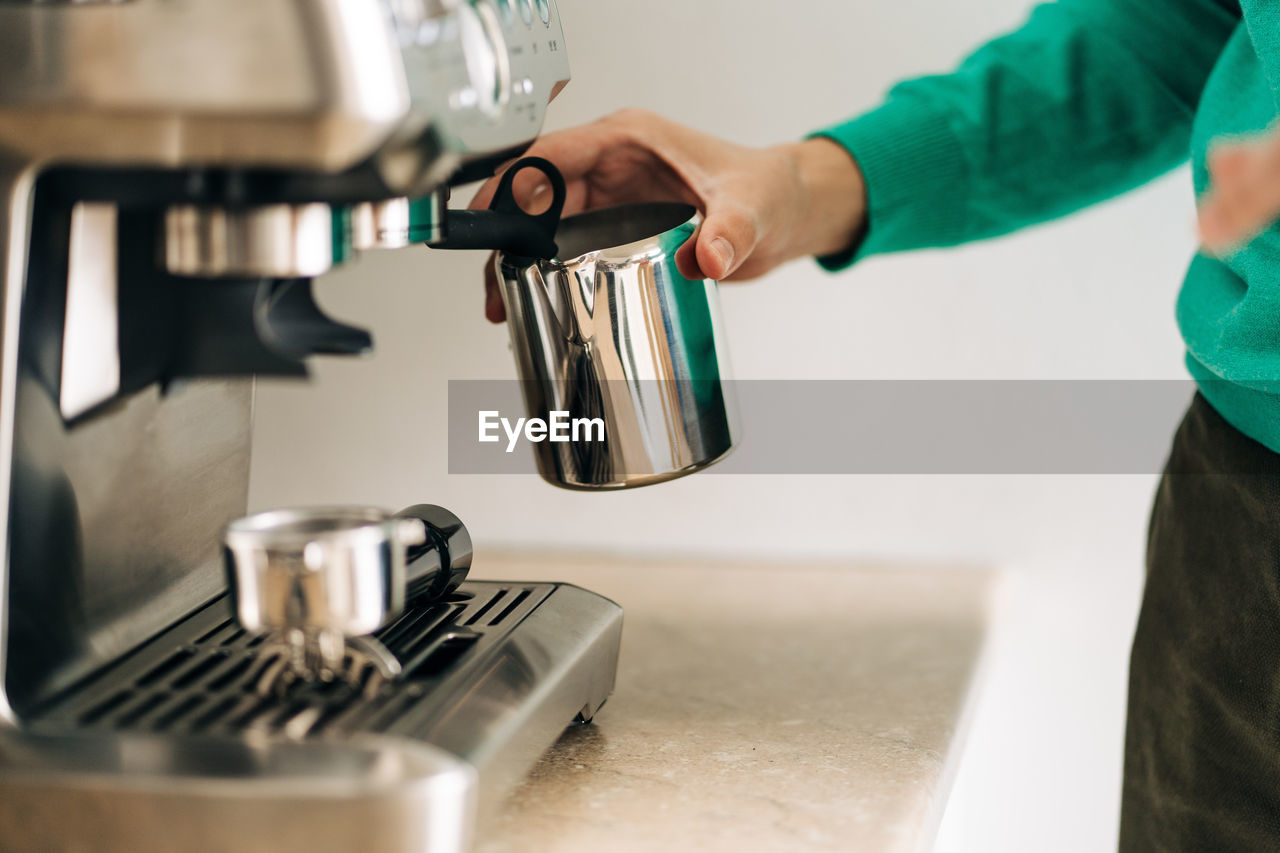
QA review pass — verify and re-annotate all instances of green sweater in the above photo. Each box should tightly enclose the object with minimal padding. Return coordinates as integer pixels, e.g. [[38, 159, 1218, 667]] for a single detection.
[[814, 0, 1280, 454]]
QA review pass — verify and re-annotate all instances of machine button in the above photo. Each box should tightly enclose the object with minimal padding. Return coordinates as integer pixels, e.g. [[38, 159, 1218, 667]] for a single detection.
[[535, 0, 550, 24], [517, 0, 532, 27]]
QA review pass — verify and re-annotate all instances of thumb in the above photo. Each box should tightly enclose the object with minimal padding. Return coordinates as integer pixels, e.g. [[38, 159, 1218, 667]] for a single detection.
[[694, 207, 759, 280]]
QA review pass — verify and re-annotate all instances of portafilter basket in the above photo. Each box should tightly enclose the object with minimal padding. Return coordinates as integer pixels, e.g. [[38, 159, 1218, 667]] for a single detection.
[[223, 504, 471, 694]]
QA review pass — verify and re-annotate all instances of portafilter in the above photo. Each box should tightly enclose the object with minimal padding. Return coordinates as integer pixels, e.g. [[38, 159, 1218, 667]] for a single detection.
[[223, 503, 471, 694]]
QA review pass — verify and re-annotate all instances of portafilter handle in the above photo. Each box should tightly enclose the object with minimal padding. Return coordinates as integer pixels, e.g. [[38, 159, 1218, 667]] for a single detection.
[[397, 503, 472, 604]]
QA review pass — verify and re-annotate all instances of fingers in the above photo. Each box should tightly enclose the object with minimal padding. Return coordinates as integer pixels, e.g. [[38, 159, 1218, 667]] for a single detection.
[[674, 229, 703, 280], [672, 206, 761, 282], [696, 205, 760, 280], [1199, 132, 1280, 254], [483, 252, 506, 323], [469, 109, 766, 319], [469, 110, 696, 212], [469, 120, 617, 211]]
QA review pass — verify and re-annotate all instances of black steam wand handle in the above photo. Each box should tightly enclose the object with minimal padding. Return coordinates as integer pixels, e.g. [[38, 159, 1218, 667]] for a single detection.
[[430, 157, 567, 258], [395, 504, 473, 604]]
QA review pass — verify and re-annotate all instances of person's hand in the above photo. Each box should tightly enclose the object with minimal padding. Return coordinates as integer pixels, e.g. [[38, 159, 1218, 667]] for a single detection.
[[470, 109, 867, 322], [1198, 126, 1280, 255]]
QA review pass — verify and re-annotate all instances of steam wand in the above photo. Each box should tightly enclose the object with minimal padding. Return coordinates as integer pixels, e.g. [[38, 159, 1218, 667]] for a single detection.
[[428, 156, 566, 259]]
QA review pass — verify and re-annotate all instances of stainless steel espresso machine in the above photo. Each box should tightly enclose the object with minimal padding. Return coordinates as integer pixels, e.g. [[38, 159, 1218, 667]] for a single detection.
[[0, 2, 621, 851]]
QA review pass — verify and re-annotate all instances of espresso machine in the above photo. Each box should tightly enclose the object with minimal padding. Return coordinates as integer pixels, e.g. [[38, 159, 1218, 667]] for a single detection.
[[0, 2, 622, 851]]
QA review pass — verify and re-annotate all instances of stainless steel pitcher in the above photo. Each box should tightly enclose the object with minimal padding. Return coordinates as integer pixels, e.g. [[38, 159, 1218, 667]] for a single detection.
[[495, 182, 739, 489]]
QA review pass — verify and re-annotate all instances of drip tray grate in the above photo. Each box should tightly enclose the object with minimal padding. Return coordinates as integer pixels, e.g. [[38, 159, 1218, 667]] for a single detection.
[[30, 581, 551, 741]]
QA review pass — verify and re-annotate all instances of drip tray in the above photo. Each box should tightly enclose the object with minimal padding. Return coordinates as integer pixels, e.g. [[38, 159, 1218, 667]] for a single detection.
[[3, 580, 623, 853], [31, 582, 554, 741]]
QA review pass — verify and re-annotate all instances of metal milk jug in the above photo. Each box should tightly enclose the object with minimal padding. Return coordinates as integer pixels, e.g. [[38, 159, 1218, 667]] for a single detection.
[[491, 159, 739, 489]]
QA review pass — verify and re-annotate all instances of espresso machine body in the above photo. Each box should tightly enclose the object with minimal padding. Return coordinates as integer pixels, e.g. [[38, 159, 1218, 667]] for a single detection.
[[0, 3, 621, 850]]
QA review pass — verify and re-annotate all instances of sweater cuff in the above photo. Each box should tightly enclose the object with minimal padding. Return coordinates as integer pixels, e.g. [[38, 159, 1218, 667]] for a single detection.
[[809, 96, 971, 270]]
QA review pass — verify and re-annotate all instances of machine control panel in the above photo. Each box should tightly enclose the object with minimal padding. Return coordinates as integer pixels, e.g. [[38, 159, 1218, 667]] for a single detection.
[[390, 0, 569, 177]]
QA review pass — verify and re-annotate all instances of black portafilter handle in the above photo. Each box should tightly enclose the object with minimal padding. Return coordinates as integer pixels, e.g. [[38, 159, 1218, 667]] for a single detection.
[[396, 504, 473, 604], [430, 156, 566, 258]]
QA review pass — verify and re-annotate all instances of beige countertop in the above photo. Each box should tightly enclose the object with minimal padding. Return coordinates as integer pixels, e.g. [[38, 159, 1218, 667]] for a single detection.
[[470, 552, 992, 853]]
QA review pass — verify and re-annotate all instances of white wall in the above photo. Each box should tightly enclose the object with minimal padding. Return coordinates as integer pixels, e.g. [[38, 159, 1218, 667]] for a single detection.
[[250, 1, 1196, 849]]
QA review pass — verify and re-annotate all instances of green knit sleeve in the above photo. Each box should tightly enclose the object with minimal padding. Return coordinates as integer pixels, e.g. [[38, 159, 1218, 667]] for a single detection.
[[813, 0, 1240, 269]]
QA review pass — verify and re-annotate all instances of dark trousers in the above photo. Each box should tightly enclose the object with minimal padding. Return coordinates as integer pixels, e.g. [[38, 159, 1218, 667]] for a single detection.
[[1121, 393, 1280, 851]]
